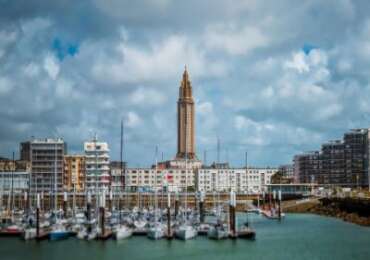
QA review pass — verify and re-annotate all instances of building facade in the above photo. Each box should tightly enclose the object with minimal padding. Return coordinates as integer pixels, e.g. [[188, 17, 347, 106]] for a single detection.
[[110, 161, 126, 192], [64, 155, 85, 192], [125, 168, 195, 192], [293, 128, 370, 187], [0, 158, 31, 172], [84, 138, 110, 192], [293, 151, 321, 184], [0, 171, 29, 193], [196, 167, 278, 194], [20, 138, 66, 193], [278, 164, 294, 179]]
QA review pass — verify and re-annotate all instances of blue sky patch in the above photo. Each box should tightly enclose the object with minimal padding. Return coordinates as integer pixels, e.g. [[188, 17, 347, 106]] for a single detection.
[[52, 37, 79, 60], [302, 43, 317, 55]]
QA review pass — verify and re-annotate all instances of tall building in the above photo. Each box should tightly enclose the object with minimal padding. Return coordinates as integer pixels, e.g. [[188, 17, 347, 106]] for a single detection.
[[64, 155, 85, 192], [84, 137, 110, 192], [293, 128, 370, 187], [176, 67, 196, 160], [293, 151, 321, 184], [20, 138, 66, 193]]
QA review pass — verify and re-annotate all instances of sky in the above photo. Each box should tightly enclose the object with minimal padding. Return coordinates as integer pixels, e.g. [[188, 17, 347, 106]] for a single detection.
[[1, 0, 370, 167]]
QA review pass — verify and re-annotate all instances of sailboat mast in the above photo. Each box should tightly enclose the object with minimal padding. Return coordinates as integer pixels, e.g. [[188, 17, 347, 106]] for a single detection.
[[54, 141, 57, 212], [10, 151, 15, 217], [154, 146, 158, 222], [184, 124, 187, 221], [120, 119, 123, 193]]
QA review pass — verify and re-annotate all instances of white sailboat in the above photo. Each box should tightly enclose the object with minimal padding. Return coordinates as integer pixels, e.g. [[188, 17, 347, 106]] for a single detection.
[[114, 224, 132, 240], [147, 146, 165, 240], [175, 142, 197, 240]]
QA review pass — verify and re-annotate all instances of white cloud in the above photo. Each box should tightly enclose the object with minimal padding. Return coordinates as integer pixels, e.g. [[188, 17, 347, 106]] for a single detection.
[[204, 24, 269, 55], [198, 101, 213, 115], [91, 35, 227, 84], [129, 87, 166, 106], [23, 62, 41, 77], [126, 111, 142, 127], [43, 54, 60, 80], [284, 51, 310, 73], [0, 77, 13, 95], [55, 78, 73, 98]]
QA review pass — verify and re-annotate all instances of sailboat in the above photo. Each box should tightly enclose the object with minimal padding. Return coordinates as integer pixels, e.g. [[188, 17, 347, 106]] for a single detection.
[[0, 152, 23, 237], [147, 146, 165, 240], [113, 120, 133, 240], [49, 144, 70, 241], [208, 192, 228, 240], [175, 143, 197, 240]]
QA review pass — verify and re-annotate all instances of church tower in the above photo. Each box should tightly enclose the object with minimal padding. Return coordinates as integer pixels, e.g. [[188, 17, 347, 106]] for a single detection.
[[176, 67, 196, 159]]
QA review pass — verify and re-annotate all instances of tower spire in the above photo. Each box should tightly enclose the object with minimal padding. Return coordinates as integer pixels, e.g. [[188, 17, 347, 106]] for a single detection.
[[176, 67, 196, 160]]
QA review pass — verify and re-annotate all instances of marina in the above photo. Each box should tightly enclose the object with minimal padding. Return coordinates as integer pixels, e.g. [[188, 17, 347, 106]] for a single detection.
[[0, 190, 259, 242]]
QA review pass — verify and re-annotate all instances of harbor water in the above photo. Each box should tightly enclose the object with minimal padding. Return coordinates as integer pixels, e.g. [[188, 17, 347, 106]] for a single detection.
[[1, 213, 369, 260]]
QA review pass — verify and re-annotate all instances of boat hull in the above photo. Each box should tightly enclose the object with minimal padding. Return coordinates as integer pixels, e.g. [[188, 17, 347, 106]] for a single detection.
[[49, 231, 70, 241]]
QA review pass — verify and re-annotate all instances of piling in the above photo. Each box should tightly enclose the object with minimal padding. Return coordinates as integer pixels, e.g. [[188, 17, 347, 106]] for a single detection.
[[199, 191, 205, 223], [278, 190, 282, 221], [63, 192, 68, 218], [174, 192, 179, 219], [36, 193, 40, 238], [167, 192, 172, 239], [229, 191, 236, 238]]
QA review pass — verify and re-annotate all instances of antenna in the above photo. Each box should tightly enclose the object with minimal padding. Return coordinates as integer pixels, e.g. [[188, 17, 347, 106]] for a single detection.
[[120, 119, 124, 192], [217, 136, 220, 164], [203, 150, 207, 166], [245, 151, 248, 169]]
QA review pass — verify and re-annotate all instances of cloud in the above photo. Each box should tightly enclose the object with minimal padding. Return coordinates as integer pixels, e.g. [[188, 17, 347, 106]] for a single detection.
[[43, 53, 60, 80], [129, 87, 166, 106], [126, 111, 142, 128], [1, 0, 370, 167], [205, 24, 269, 55], [91, 34, 227, 85], [0, 77, 13, 95]]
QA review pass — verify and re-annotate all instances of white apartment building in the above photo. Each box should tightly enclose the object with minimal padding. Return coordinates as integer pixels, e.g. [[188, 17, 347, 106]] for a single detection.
[[84, 137, 110, 192], [196, 167, 278, 194], [125, 168, 195, 192]]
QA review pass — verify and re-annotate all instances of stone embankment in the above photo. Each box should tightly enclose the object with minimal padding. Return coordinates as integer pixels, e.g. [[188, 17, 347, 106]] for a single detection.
[[284, 197, 370, 226]]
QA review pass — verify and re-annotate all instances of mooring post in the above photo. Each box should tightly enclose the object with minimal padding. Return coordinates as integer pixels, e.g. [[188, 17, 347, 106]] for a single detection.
[[229, 191, 236, 238], [175, 192, 179, 220], [199, 191, 205, 223], [36, 193, 40, 238], [63, 192, 68, 218], [167, 192, 172, 239], [278, 190, 282, 221], [87, 192, 91, 233]]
